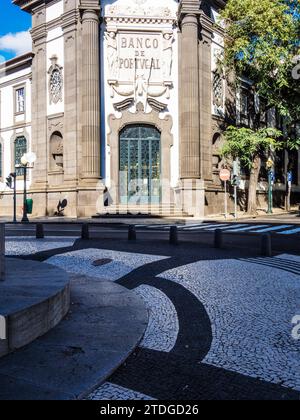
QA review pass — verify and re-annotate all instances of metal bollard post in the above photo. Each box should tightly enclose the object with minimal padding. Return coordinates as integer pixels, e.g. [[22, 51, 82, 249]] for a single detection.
[[214, 229, 223, 248], [0, 224, 5, 281], [81, 223, 90, 240], [36, 223, 44, 239], [169, 226, 178, 245], [128, 225, 136, 241], [261, 234, 272, 257]]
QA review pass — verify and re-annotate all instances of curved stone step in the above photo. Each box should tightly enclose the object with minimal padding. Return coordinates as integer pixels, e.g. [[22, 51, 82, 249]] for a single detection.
[[0, 275, 148, 400], [0, 258, 70, 358]]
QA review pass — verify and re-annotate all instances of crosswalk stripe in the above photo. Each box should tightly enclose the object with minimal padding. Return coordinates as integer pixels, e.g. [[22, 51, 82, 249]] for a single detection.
[[277, 226, 300, 235], [137, 224, 172, 229], [204, 224, 246, 231], [252, 224, 292, 233], [182, 224, 220, 231], [226, 224, 269, 232], [193, 223, 229, 231]]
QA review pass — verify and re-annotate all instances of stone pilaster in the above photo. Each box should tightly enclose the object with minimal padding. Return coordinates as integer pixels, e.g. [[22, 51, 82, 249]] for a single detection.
[[178, 1, 204, 218], [199, 13, 213, 181], [30, 5, 48, 216], [62, 2, 79, 187], [179, 10, 200, 179], [80, 7, 101, 183]]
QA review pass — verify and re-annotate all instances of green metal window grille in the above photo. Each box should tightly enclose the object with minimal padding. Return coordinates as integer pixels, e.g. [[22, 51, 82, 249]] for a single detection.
[[15, 136, 27, 176]]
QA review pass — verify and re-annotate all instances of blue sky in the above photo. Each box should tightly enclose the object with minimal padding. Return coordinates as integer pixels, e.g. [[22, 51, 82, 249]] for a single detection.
[[0, 0, 32, 61]]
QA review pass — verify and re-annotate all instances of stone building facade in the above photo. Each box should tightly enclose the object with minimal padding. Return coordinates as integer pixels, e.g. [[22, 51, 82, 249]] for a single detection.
[[1, 0, 295, 219]]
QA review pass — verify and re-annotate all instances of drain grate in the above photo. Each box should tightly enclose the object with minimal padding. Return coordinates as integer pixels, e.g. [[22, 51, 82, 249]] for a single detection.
[[92, 258, 113, 267]]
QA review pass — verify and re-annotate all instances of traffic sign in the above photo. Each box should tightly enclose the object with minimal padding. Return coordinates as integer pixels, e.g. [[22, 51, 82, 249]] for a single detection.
[[219, 168, 231, 182]]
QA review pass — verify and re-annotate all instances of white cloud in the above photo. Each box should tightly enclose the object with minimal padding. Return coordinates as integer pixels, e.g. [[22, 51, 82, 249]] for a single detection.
[[0, 30, 32, 57]]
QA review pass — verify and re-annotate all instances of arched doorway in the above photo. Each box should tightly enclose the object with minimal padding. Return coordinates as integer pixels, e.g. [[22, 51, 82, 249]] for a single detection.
[[119, 125, 161, 204]]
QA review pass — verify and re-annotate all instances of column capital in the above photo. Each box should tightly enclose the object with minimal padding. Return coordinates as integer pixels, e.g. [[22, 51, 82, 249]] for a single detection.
[[81, 8, 100, 22], [181, 13, 199, 28], [79, 0, 100, 12], [179, 0, 201, 17]]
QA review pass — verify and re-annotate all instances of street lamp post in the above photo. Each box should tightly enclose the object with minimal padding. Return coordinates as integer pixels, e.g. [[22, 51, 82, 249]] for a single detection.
[[17, 152, 37, 224], [266, 157, 274, 215], [21, 158, 29, 223]]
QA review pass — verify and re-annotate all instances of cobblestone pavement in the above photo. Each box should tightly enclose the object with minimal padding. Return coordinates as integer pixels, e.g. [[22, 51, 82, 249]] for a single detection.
[[135, 285, 179, 352], [87, 382, 155, 401], [47, 248, 167, 281], [160, 255, 300, 391], [19, 239, 300, 400], [5, 237, 76, 256]]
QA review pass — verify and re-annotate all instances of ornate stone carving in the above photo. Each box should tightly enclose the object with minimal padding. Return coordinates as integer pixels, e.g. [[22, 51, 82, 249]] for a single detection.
[[107, 1, 172, 19], [48, 56, 63, 105], [162, 33, 174, 79], [105, 31, 119, 79], [147, 98, 167, 112], [103, 0, 178, 112], [113, 98, 135, 112]]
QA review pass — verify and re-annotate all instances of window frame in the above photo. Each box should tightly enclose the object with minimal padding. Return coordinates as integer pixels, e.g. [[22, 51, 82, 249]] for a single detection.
[[14, 84, 26, 117]]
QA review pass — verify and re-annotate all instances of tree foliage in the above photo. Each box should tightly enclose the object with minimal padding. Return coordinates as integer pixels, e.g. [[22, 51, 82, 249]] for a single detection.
[[221, 126, 283, 168], [220, 0, 300, 122]]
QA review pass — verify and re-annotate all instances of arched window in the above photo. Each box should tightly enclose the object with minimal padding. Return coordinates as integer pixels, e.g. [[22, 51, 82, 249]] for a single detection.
[[50, 131, 63, 171], [15, 136, 27, 176]]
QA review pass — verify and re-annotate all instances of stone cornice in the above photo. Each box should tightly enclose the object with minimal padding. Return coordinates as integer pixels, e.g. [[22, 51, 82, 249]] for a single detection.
[[199, 11, 214, 36], [0, 53, 33, 75], [61, 9, 80, 31], [31, 23, 47, 43], [211, 0, 227, 10], [13, 0, 45, 13]]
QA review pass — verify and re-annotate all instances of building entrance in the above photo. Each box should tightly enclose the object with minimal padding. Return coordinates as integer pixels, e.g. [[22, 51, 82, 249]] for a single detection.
[[119, 125, 161, 204]]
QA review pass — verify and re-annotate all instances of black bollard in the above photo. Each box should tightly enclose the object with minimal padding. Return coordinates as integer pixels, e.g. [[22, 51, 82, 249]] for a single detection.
[[261, 234, 272, 257], [81, 223, 90, 240], [214, 229, 223, 248], [169, 226, 178, 245], [128, 225, 136, 241], [36, 223, 44, 239]]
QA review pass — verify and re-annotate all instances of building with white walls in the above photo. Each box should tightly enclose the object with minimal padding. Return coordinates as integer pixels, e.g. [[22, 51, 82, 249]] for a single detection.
[[3, 0, 278, 219]]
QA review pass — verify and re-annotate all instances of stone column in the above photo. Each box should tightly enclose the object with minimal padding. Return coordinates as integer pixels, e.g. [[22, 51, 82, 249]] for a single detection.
[[177, 4, 205, 218], [180, 13, 200, 179], [81, 8, 101, 183]]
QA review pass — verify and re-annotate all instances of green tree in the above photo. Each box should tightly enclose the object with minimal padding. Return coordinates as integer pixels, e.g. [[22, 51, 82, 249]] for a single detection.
[[219, 0, 300, 213], [221, 126, 282, 214]]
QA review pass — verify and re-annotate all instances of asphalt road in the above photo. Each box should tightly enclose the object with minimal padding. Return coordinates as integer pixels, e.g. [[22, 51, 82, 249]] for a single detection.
[[4, 220, 300, 255]]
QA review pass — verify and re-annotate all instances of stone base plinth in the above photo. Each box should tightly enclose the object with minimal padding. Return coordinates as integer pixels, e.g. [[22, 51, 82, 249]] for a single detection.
[[175, 179, 205, 218], [0, 259, 70, 358]]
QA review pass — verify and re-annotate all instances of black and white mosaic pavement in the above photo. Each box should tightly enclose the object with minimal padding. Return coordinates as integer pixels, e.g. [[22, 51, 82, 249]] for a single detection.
[[10, 236, 300, 400], [5, 237, 77, 256]]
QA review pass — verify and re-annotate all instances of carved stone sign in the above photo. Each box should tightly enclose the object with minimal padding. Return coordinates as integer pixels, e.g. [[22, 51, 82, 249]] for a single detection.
[[103, 0, 177, 111], [118, 33, 162, 82]]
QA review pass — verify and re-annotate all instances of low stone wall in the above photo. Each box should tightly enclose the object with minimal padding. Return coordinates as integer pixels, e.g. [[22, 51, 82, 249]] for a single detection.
[[0, 259, 70, 358]]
